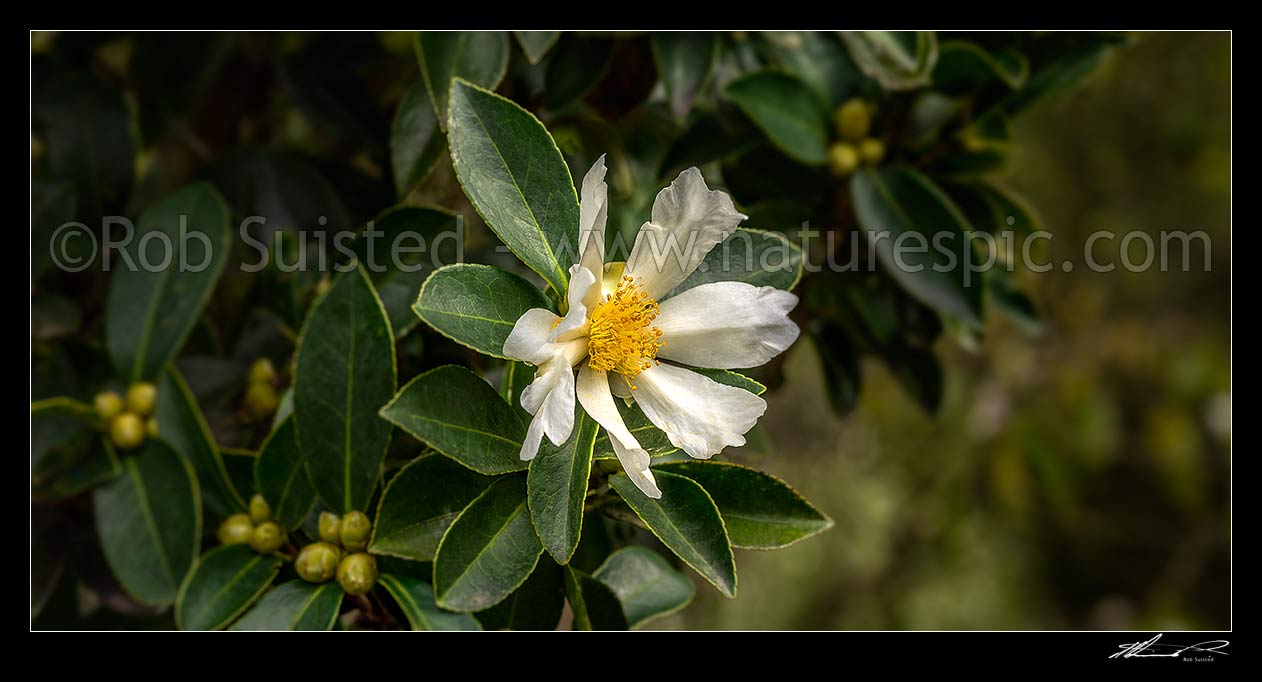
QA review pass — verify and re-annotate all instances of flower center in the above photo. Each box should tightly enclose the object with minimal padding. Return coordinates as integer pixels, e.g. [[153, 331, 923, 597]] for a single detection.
[[587, 275, 663, 383]]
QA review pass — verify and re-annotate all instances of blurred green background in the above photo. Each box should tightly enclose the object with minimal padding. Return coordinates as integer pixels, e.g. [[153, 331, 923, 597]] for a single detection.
[[652, 31, 1231, 630]]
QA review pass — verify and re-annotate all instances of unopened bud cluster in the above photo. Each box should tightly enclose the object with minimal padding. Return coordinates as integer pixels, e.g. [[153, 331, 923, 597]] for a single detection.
[[296, 510, 378, 596], [829, 99, 886, 177], [243, 358, 279, 422], [95, 382, 158, 451], [217, 494, 288, 555]]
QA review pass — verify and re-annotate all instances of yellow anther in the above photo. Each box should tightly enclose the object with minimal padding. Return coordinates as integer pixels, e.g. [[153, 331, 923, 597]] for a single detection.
[[587, 276, 663, 380]]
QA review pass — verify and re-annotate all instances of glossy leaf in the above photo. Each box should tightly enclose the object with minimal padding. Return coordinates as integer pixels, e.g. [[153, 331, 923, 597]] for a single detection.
[[293, 266, 396, 514], [175, 544, 282, 631], [544, 35, 613, 110], [93, 440, 200, 606], [528, 407, 598, 564], [390, 80, 445, 198], [564, 567, 628, 631], [447, 79, 579, 296], [477, 559, 565, 630], [651, 32, 718, 119], [593, 546, 695, 627], [379, 365, 528, 475], [253, 416, 316, 530], [414, 264, 553, 359], [669, 227, 803, 296], [415, 31, 509, 131], [933, 40, 1028, 94], [105, 182, 231, 382], [358, 207, 462, 337], [157, 366, 245, 517], [379, 574, 483, 631], [723, 71, 829, 165], [230, 580, 343, 631], [760, 31, 870, 107], [839, 31, 939, 90], [433, 476, 543, 612], [655, 460, 832, 549], [514, 31, 560, 65], [850, 166, 983, 327], [370, 454, 494, 561], [608, 470, 736, 597]]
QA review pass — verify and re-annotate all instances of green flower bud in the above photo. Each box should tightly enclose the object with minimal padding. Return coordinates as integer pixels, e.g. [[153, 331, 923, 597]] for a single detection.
[[828, 142, 859, 177], [339, 510, 372, 552], [295, 542, 340, 583], [318, 512, 342, 545], [336, 552, 378, 596], [146, 417, 159, 438], [834, 99, 872, 142], [243, 382, 278, 421], [250, 521, 286, 555], [248, 358, 277, 386], [217, 513, 254, 546], [94, 390, 124, 421], [109, 413, 146, 451], [249, 493, 271, 524], [858, 138, 886, 165], [126, 382, 158, 417]]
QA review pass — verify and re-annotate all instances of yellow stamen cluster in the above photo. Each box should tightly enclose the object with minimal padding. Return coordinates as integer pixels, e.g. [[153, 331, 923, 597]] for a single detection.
[[587, 275, 663, 385]]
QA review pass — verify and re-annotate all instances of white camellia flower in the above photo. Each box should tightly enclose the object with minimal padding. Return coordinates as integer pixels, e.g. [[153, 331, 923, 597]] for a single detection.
[[503, 155, 801, 499]]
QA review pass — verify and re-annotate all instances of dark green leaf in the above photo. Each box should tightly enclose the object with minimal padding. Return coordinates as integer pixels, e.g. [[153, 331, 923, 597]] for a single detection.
[[414, 264, 553, 359], [528, 407, 598, 564], [932, 40, 1028, 94], [293, 266, 397, 514], [608, 470, 736, 597], [593, 546, 695, 627], [105, 183, 231, 382], [230, 580, 343, 631], [355, 207, 462, 337], [447, 79, 580, 296], [433, 476, 543, 612], [390, 81, 445, 198], [759, 31, 871, 107], [654, 460, 832, 549], [477, 558, 564, 630], [253, 416, 316, 530], [157, 366, 245, 517], [31, 181, 77, 280], [839, 31, 939, 90], [416, 31, 509, 131], [379, 574, 483, 631], [652, 32, 718, 119], [544, 35, 614, 110], [514, 31, 560, 65], [669, 227, 803, 296], [723, 71, 829, 165], [563, 566, 627, 631], [379, 365, 528, 475], [175, 544, 282, 631], [370, 454, 494, 561], [93, 440, 200, 606]]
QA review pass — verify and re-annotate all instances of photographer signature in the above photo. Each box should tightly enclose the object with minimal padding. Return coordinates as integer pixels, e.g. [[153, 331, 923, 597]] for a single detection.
[[1110, 634, 1229, 659]]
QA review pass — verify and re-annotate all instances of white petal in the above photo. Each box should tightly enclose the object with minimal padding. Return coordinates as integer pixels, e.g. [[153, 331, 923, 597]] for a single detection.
[[633, 362, 766, 460], [548, 264, 596, 344], [578, 155, 609, 308], [518, 357, 577, 459], [608, 374, 634, 400], [504, 308, 563, 365], [576, 365, 661, 499], [655, 282, 801, 369], [624, 167, 746, 300], [519, 412, 547, 461]]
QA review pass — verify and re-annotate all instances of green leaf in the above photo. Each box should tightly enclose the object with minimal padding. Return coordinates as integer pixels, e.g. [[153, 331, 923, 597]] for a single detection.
[[415, 31, 509, 131], [370, 454, 494, 561], [527, 407, 598, 564], [850, 166, 983, 327], [514, 31, 560, 65], [31, 181, 77, 280], [230, 580, 343, 631], [563, 566, 628, 631], [477, 559, 564, 630], [932, 40, 1028, 94], [105, 182, 231, 382], [446, 79, 580, 296], [157, 366, 245, 517], [93, 440, 201, 606], [593, 369, 763, 460], [31, 396, 98, 475], [651, 32, 718, 119], [379, 574, 483, 631], [723, 71, 829, 165], [839, 31, 939, 90], [175, 544, 282, 631], [659, 112, 757, 181], [253, 416, 316, 530], [390, 80, 445, 198], [356, 206, 462, 337], [991, 32, 1126, 116], [414, 264, 553, 359], [544, 35, 613, 110], [593, 546, 695, 627], [669, 227, 803, 296], [760, 31, 871, 108], [293, 266, 397, 514], [608, 470, 736, 597], [811, 322, 862, 418], [654, 460, 832, 549], [379, 365, 528, 475], [433, 476, 543, 612], [35, 433, 121, 502]]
